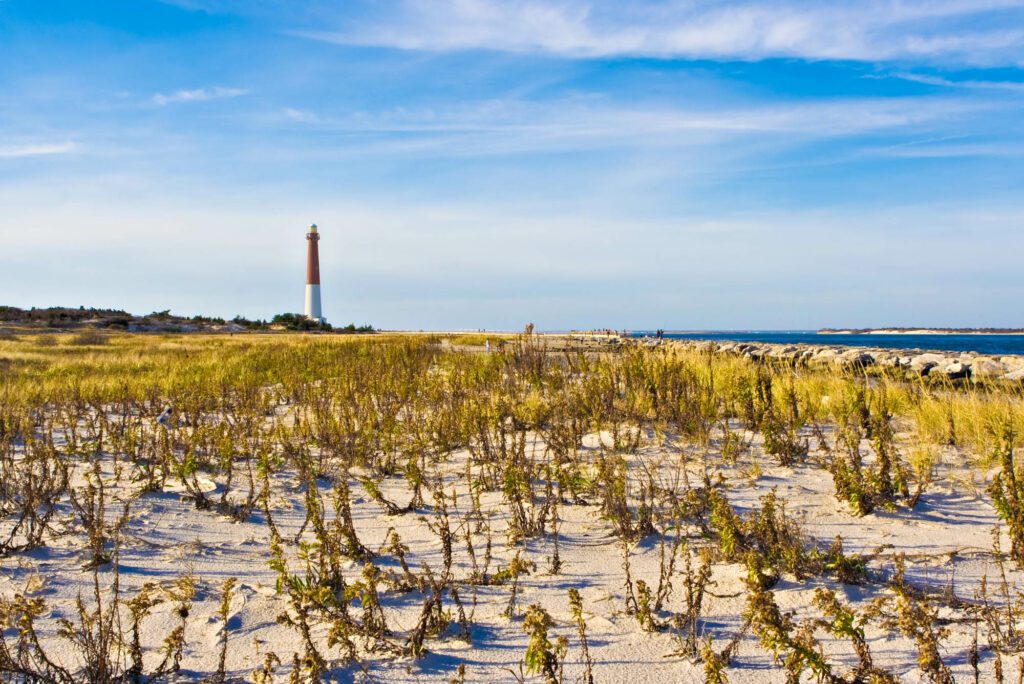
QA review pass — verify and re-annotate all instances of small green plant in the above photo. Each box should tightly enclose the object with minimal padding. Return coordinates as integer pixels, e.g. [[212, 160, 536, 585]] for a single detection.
[[700, 635, 729, 684], [761, 413, 808, 467], [213, 577, 238, 684], [988, 422, 1024, 566], [567, 589, 594, 684], [742, 554, 832, 683], [868, 390, 909, 502], [495, 550, 535, 618], [826, 386, 909, 516], [156, 572, 197, 674], [635, 579, 656, 631], [708, 489, 744, 560], [754, 373, 808, 467], [669, 546, 713, 658], [869, 557, 953, 684], [907, 441, 938, 507], [356, 562, 390, 644], [813, 588, 895, 683], [522, 603, 567, 684], [251, 652, 282, 684], [719, 423, 750, 465], [0, 434, 68, 556], [69, 456, 130, 568], [819, 536, 867, 584]]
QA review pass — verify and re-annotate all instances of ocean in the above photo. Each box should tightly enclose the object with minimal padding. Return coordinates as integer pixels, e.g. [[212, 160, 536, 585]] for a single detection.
[[633, 331, 1024, 356]]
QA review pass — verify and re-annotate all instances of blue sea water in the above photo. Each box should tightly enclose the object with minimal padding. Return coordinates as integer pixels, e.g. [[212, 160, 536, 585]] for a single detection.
[[632, 331, 1024, 356]]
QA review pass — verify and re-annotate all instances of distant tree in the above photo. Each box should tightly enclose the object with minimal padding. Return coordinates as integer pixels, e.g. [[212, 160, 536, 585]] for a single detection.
[[271, 313, 333, 332], [190, 314, 226, 325], [232, 315, 268, 330], [338, 323, 375, 334], [0, 306, 26, 321]]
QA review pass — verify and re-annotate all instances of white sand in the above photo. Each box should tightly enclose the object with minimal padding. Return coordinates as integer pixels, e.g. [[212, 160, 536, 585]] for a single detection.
[[1, 422, 1020, 683]]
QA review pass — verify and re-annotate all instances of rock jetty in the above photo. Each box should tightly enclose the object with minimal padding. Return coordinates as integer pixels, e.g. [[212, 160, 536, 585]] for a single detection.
[[664, 339, 1024, 382]]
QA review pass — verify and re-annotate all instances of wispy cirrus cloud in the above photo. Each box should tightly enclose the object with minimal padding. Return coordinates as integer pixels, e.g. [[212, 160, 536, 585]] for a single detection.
[[152, 86, 248, 106], [268, 94, 1002, 161], [851, 128, 1024, 159], [293, 0, 1024, 65], [891, 72, 1024, 92], [281, 107, 320, 123], [0, 141, 76, 159]]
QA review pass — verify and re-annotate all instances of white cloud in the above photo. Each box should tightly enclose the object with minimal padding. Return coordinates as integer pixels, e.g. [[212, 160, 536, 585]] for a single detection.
[[0, 141, 76, 158], [297, 0, 1024, 65], [866, 140, 1024, 158], [269, 94, 1001, 160], [891, 72, 1024, 91], [282, 107, 320, 123], [152, 86, 248, 106]]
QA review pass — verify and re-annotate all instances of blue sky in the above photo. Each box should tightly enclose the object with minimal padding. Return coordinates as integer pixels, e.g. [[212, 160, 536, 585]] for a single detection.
[[2, 0, 1023, 330]]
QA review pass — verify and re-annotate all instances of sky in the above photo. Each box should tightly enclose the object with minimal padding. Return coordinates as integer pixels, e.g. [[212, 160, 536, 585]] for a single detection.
[[2, 0, 1024, 331]]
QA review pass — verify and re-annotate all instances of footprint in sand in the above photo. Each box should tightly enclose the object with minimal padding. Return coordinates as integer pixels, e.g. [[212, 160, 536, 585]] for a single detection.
[[584, 588, 615, 604], [250, 582, 277, 597], [585, 615, 616, 632]]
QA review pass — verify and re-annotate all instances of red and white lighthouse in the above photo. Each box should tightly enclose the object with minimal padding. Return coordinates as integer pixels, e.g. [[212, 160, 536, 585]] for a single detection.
[[304, 224, 323, 322]]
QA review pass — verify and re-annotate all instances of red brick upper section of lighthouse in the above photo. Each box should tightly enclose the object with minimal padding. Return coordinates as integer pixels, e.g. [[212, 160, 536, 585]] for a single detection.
[[306, 232, 320, 285]]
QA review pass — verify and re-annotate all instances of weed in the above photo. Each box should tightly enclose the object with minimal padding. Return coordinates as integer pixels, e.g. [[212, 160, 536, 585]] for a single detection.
[[522, 603, 566, 684], [989, 421, 1024, 565], [567, 589, 594, 684]]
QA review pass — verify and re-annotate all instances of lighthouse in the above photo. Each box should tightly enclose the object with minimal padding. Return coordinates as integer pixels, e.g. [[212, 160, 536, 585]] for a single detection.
[[304, 223, 324, 323]]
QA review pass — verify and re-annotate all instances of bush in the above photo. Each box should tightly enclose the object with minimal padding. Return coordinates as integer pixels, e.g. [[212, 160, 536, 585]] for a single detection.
[[270, 313, 333, 332], [67, 332, 109, 346]]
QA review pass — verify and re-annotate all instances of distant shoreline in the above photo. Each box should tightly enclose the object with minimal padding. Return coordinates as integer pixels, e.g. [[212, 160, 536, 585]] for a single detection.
[[819, 328, 1024, 335]]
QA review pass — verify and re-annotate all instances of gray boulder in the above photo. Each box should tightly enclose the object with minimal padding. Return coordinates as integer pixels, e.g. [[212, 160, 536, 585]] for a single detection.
[[874, 353, 898, 367], [941, 361, 970, 379], [814, 348, 839, 363], [840, 350, 875, 367], [971, 357, 1007, 378], [909, 353, 947, 375], [1004, 368, 1024, 383]]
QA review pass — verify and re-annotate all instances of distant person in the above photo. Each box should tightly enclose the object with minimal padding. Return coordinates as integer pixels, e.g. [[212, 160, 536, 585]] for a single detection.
[[485, 340, 491, 353], [156, 406, 174, 428]]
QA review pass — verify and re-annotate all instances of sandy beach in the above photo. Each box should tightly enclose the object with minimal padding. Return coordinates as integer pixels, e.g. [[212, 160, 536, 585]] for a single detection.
[[3, 333, 1024, 682]]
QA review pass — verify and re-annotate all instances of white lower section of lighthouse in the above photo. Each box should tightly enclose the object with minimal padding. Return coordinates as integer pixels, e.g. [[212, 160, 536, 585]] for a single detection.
[[304, 284, 323, 322]]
